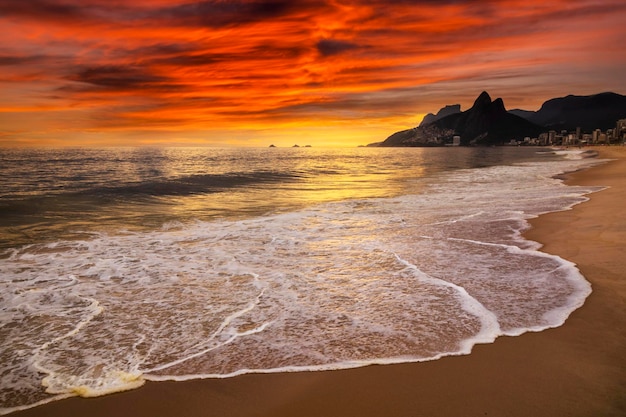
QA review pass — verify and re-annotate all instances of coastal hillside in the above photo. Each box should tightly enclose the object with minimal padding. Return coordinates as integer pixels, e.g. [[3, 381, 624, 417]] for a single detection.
[[378, 92, 543, 147], [509, 92, 626, 131]]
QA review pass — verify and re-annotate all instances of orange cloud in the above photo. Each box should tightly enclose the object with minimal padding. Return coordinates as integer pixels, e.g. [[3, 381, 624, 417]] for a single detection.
[[0, 0, 625, 147]]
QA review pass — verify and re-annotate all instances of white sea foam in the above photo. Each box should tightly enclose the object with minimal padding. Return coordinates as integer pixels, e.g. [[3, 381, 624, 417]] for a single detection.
[[550, 148, 600, 160], [0, 155, 605, 415]]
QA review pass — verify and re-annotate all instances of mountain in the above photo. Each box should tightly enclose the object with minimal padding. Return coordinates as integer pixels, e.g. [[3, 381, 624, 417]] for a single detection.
[[510, 92, 626, 131], [432, 92, 544, 145], [508, 109, 536, 120], [379, 92, 543, 147], [419, 104, 461, 126], [375, 123, 456, 147]]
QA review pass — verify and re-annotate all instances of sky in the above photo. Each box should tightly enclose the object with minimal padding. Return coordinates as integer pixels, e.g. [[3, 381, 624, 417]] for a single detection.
[[1, 0, 625, 147]]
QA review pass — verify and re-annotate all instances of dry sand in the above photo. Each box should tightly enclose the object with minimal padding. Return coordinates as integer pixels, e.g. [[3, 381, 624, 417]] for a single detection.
[[13, 147, 626, 417]]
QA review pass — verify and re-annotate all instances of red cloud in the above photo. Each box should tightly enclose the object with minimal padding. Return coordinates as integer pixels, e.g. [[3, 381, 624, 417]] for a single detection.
[[1, 0, 624, 146]]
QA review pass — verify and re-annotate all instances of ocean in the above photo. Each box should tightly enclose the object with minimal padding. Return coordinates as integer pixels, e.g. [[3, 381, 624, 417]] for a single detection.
[[0, 146, 605, 414]]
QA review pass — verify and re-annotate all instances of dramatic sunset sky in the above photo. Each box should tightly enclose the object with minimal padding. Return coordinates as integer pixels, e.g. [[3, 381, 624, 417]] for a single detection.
[[1, 0, 625, 147]]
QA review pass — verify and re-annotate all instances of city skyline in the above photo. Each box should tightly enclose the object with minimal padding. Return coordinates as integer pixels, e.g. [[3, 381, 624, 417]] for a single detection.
[[1, 0, 625, 147]]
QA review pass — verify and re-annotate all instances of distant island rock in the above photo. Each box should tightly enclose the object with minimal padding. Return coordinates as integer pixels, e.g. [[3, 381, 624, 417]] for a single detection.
[[377, 91, 542, 147]]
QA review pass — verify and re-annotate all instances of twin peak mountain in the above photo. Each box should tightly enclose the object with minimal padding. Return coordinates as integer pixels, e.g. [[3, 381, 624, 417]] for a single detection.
[[374, 90, 626, 147]]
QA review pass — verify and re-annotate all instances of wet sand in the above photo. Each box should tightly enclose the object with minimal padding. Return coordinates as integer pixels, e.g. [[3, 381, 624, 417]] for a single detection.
[[13, 147, 626, 417]]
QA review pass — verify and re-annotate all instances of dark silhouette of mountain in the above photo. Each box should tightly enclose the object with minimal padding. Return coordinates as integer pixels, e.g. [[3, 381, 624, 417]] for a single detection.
[[432, 92, 544, 145], [375, 123, 455, 147], [508, 109, 535, 120], [510, 92, 626, 131], [378, 92, 543, 146], [419, 104, 461, 126]]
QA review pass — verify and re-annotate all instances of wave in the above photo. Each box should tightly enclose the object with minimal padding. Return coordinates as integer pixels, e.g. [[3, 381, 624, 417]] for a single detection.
[[0, 170, 302, 217], [0, 150, 608, 414], [81, 170, 303, 197]]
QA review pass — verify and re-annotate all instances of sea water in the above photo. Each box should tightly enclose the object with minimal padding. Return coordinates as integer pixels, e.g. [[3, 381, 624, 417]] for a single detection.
[[0, 147, 605, 414]]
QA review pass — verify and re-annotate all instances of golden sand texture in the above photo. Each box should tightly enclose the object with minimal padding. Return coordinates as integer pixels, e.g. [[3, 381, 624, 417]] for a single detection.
[[13, 146, 626, 417]]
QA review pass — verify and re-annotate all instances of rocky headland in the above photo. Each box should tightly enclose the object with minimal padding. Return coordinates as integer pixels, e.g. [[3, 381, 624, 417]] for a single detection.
[[373, 91, 626, 147]]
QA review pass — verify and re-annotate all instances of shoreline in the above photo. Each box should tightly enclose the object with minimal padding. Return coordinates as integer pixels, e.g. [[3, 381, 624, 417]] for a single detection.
[[12, 146, 626, 417]]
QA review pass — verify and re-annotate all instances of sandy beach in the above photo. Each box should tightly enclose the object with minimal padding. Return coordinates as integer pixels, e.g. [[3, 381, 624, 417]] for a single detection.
[[12, 146, 626, 417]]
